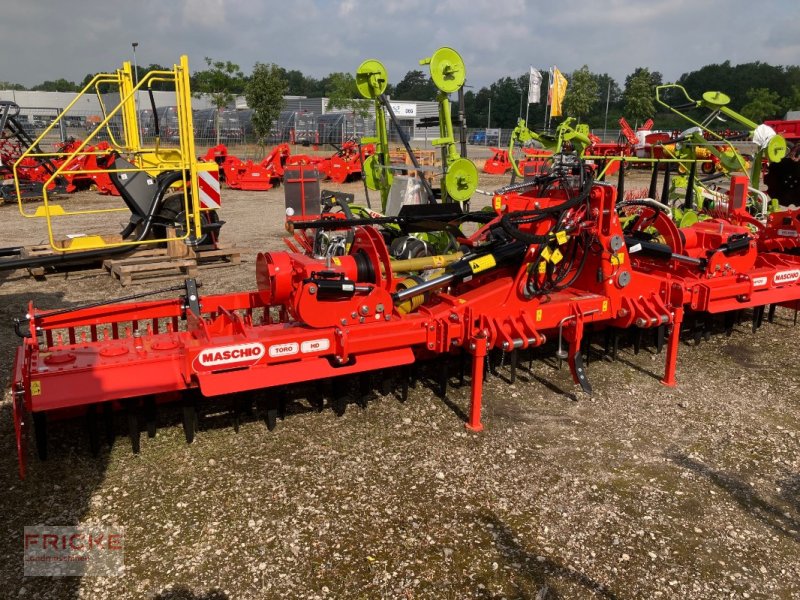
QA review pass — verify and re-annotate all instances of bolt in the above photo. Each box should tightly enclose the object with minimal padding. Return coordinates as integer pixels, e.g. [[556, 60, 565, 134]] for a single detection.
[[376, 303, 384, 313], [617, 308, 629, 318], [308, 285, 317, 295], [340, 318, 347, 325], [428, 343, 434, 349], [470, 343, 476, 350], [359, 317, 365, 323], [449, 313, 459, 322], [429, 325, 435, 331], [384, 314, 391, 321], [635, 318, 647, 327], [351, 312, 358, 319], [360, 305, 369, 316]]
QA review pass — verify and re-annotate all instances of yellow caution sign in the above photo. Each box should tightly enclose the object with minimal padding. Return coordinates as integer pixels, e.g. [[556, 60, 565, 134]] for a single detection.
[[469, 254, 497, 274]]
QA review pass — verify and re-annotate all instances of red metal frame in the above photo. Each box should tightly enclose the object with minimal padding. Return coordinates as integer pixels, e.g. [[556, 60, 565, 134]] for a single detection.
[[10, 170, 800, 478]]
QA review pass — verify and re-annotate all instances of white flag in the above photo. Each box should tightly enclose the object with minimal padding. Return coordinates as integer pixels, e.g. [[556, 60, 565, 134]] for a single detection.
[[528, 67, 542, 104]]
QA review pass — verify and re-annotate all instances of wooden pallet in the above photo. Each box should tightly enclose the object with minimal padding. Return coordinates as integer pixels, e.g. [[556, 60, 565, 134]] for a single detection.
[[194, 243, 241, 268], [105, 252, 198, 286], [387, 148, 438, 180]]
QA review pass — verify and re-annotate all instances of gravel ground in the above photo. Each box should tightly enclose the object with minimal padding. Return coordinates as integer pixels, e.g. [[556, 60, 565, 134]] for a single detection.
[[0, 158, 798, 599]]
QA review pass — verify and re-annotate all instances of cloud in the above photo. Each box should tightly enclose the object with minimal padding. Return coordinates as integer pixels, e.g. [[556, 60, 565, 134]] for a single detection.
[[0, 0, 796, 95]]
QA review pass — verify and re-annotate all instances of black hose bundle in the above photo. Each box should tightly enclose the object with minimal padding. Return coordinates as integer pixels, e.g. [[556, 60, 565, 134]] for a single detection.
[[490, 156, 595, 297]]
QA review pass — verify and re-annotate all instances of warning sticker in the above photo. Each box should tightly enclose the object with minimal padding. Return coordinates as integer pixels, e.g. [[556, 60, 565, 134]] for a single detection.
[[469, 254, 497, 273]]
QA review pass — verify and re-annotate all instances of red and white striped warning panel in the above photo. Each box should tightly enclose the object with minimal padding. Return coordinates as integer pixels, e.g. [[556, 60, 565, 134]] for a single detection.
[[197, 168, 221, 209]]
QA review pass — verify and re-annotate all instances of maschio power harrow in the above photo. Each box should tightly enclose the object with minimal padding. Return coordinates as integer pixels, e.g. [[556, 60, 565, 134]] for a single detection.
[[8, 49, 800, 478], [10, 159, 800, 477]]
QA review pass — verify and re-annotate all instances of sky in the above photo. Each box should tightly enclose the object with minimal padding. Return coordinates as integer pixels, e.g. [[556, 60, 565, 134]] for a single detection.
[[1, 0, 798, 91]]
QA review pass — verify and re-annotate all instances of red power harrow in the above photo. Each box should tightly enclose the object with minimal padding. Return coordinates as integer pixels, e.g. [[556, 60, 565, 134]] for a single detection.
[[10, 160, 800, 478], [203, 143, 291, 191]]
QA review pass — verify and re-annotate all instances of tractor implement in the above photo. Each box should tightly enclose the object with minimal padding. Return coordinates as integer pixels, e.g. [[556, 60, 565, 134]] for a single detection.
[[9, 54, 800, 480], [11, 156, 800, 478]]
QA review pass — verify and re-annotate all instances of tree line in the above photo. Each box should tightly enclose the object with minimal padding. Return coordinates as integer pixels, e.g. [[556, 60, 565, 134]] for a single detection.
[[3, 58, 798, 137]]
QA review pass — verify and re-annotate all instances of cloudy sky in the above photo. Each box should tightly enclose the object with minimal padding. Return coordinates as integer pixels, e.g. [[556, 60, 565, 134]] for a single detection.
[[2, 0, 798, 90]]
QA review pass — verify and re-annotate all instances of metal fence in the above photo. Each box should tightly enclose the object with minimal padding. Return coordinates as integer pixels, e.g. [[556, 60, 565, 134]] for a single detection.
[[6, 105, 632, 160]]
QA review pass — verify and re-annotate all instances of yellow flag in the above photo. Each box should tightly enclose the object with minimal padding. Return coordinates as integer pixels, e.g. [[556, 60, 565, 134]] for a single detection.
[[550, 68, 568, 117]]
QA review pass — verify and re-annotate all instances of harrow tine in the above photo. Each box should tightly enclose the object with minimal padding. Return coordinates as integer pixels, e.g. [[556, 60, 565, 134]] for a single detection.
[[399, 366, 410, 403], [182, 395, 199, 443], [692, 318, 704, 345], [33, 413, 47, 461], [87, 405, 100, 456], [458, 351, 467, 386], [277, 386, 288, 420], [257, 392, 279, 431], [125, 400, 140, 454], [633, 328, 643, 355], [438, 359, 450, 398], [331, 377, 348, 416], [509, 349, 518, 384], [655, 324, 666, 353], [767, 304, 777, 323], [724, 311, 736, 337], [232, 396, 243, 433], [358, 375, 372, 408], [308, 388, 324, 412], [604, 329, 619, 361], [144, 396, 157, 439], [752, 306, 765, 333], [583, 328, 593, 366], [103, 402, 115, 446]]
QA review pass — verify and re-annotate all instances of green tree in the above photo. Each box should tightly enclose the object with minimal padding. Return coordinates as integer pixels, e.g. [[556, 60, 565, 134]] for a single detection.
[[325, 72, 371, 118], [741, 87, 783, 122], [393, 70, 437, 101], [623, 68, 656, 126], [0, 81, 26, 91], [192, 58, 246, 144], [280, 68, 310, 96], [562, 65, 599, 123], [783, 85, 800, 114], [31, 78, 78, 92], [245, 63, 287, 141], [487, 77, 525, 128]]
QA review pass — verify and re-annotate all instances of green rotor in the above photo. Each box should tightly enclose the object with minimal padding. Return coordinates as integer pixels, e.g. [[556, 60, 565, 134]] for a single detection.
[[356, 59, 388, 99], [444, 158, 478, 202], [420, 47, 466, 94]]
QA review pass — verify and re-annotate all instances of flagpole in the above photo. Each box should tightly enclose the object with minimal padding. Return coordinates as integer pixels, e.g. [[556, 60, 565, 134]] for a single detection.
[[546, 67, 553, 130], [603, 81, 611, 142], [543, 68, 548, 130], [525, 66, 531, 124]]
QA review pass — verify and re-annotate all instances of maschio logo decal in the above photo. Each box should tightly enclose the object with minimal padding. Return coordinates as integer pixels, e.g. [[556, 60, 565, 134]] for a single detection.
[[774, 270, 800, 285], [195, 342, 265, 370]]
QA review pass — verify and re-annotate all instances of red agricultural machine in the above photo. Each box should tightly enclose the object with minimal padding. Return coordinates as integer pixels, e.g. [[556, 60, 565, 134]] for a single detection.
[[203, 143, 291, 191], [202, 139, 375, 190], [10, 150, 800, 477], [8, 54, 800, 480]]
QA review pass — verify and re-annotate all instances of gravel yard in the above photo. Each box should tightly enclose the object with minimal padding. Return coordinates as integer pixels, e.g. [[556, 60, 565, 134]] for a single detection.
[[0, 161, 798, 599]]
